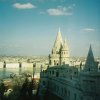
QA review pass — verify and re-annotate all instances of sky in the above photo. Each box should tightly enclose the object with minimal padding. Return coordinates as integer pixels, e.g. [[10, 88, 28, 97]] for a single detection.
[[0, 0, 100, 57]]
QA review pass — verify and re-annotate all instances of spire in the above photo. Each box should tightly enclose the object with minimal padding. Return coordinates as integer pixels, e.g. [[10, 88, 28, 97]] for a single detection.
[[53, 28, 63, 51], [58, 27, 61, 33], [62, 39, 69, 50], [56, 27, 63, 44], [60, 38, 70, 65], [85, 45, 94, 64], [84, 45, 98, 72]]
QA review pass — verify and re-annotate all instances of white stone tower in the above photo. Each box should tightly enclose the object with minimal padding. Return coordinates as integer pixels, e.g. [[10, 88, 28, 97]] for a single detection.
[[49, 28, 63, 66], [49, 28, 70, 66], [61, 39, 69, 65]]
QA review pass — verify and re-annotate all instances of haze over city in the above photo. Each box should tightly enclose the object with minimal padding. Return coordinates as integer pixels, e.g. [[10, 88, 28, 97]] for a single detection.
[[0, 0, 100, 57]]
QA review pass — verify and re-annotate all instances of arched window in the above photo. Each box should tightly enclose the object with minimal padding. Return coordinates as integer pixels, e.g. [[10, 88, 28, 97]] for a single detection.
[[52, 71, 54, 74], [56, 71, 59, 77], [43, 81, 46, 86], [54, 60, 56, 65]]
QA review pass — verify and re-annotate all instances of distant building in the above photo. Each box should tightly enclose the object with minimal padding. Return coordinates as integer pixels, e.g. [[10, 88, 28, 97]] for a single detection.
[[39, 29, 100, 100]]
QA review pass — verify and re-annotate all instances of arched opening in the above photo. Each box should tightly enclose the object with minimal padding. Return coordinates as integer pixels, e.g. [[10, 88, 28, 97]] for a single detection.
[[56, 71, 59, 77], [54, 60, 56, 65]]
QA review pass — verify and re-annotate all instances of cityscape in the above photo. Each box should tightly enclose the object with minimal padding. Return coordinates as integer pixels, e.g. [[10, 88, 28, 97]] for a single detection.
[[0, 0, 100, 100]]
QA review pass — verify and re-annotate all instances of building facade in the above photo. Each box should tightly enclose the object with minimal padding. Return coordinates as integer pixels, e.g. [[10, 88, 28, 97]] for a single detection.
[[39, 29, 100, 100]]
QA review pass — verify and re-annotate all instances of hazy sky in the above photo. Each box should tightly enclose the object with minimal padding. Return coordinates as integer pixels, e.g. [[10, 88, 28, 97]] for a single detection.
[[0, 0, 100, 57]]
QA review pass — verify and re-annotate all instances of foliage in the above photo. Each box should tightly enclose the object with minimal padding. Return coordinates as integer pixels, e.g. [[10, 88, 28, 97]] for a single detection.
[[0, 81, 5, 100]]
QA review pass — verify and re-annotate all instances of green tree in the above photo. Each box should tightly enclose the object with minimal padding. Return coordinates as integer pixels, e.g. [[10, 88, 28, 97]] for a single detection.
[[0, 82, 5, 100]]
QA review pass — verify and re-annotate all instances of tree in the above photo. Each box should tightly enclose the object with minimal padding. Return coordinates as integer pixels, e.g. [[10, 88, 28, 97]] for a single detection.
[[0, 82, 5, 100]]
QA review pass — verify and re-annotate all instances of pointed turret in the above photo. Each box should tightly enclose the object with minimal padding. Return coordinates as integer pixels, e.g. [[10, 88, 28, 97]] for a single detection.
[[62, 39, 69, 50], [53, 28, 63, 52], [60, 39, 70, 65], [84, 45, 98, 72], [86, 45, 94, 63]]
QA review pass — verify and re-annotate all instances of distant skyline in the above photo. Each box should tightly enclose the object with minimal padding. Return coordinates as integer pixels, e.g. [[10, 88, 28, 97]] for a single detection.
[[0, 0, 100, 57]]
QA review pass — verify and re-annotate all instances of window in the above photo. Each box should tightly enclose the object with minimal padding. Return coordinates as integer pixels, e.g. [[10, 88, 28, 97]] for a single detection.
[[68, 90, 70, 99], [50, 71, 51, 74], [54, 60, 56, 65], [74, 93, 76, 100], [52, 71, 54, 74], [64, 88, 67, 96], [43, 81, 46, 86], [56, 71, 59, 77], [61, 87, 63, 93], [74, 72, 77, 75], [19, 62, 22, 68]]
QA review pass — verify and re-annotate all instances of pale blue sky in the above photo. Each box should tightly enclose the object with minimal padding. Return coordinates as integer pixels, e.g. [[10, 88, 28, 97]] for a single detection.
[[0, 0, 100, 57]]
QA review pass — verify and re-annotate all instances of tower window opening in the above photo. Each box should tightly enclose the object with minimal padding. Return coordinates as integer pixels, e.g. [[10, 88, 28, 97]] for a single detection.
[[54, 60, 56, 65]]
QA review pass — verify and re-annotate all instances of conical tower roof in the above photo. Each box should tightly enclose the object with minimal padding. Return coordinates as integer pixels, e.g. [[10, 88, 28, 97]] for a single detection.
[[62, 39, 69, 50], [84, 45, 97, 71], [85, 45, 94, 65], [53, 28, 63, 51]]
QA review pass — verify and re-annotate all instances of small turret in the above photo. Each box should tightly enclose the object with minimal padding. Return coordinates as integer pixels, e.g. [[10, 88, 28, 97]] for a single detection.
[[61, 39, 69, 65], [61, 39, 69, 51], [84, 45, 98, 72]]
